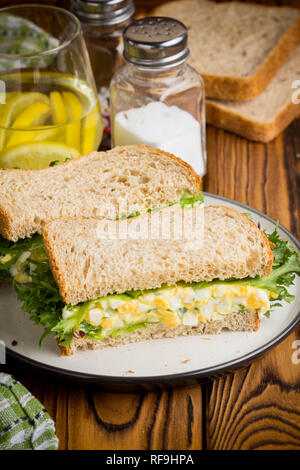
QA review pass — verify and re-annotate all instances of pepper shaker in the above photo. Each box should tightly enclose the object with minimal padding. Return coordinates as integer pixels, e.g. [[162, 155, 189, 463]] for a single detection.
[[71, 0, 135, 94]]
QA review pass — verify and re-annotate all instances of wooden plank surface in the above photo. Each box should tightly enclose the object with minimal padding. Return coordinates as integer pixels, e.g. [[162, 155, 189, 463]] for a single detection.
[[204, 122, 300, 450], [2, 0, 300, 451]]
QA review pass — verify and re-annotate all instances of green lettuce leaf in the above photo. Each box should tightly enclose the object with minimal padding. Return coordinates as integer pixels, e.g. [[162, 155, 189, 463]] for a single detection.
[[13, 258, 64, 346], [78, 320, 150, 340], [244, 226, 300, 303], [188, 226, 300, 304], [178, 188, 204, 208], [51, 302, 93, 343]]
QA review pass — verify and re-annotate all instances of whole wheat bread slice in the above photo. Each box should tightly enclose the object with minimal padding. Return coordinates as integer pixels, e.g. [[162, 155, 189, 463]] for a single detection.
[[152, 0, 300, 100], [0, 145, 200, 241], [60, 310, 260, 355], [43, 205, 273, 306], [206, 44, 300, 142]]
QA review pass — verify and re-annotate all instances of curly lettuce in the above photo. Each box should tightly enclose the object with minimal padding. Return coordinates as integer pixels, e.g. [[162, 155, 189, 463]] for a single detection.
[[13, 257, 64, 346], [178, 189, 204, 208]]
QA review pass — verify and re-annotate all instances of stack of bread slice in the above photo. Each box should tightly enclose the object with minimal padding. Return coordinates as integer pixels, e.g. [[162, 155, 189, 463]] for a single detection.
[[152, 0, 300, 142]]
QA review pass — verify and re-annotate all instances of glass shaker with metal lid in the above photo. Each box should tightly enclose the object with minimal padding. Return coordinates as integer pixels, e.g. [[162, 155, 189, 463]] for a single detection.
[[110, 17, 206, 177], [71, 0, 135, 93]]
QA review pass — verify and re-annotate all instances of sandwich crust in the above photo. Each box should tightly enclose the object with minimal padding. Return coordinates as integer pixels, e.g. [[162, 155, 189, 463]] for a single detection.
[[206, 98, 300, 142]]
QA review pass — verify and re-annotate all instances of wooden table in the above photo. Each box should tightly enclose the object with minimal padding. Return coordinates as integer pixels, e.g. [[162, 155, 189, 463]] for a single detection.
[[2, 0, 300, 451]]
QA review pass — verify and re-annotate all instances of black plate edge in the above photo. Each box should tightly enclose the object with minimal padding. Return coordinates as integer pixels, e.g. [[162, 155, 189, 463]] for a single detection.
[[4, 192, 300, 387]]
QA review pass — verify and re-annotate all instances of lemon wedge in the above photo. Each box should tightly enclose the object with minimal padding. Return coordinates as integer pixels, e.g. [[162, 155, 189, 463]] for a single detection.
[[6, 126, 64, 149], [81, 102, 102, 154], [0, 92, 50, 150], [11, 101, 51, 129], [33, 127, 64, 142], [0, 141, 80, 169], [62, 91, 82, 152], [50, 91, 67, 125]]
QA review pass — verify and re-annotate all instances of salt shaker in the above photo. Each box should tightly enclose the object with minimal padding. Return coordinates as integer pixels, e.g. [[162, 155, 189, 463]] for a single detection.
[[110, 17, 206, 177], [71, 0, 135, 93]]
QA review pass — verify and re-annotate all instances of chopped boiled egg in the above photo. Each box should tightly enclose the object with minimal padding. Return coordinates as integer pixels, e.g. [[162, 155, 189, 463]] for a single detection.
[[87, 308, 103, 326], [101, 316, 124, 329], [62, 306, 76, 320], [183, 313, 198, 326], [9, 250, 32, 283], [108, 298, 126, 310]]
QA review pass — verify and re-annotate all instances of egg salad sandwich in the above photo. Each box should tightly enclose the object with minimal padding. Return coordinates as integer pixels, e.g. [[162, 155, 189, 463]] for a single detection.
[[7, 204, 299, 356], [0, 144, 203, 283]]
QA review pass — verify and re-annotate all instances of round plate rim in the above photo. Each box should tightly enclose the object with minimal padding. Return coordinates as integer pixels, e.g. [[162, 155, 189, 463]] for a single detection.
[[5, 192, 300, 384]]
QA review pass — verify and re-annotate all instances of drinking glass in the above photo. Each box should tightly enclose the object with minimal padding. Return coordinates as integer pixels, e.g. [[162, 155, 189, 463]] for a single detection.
[[0, 4, 103, 169]]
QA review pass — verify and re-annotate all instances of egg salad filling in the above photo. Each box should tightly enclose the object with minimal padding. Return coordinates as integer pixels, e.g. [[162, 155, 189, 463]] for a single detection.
[[0, 235, 47, 283], [7, 250, 47, 284], [62, 284, 276, 339]]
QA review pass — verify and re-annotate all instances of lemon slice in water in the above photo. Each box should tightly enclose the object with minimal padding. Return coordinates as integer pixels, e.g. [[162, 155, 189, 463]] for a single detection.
[[62, 91, 82, 152], [50, 91, 67, 125], [0, 92, 51, 150], [6, 101, 52, 148], [11, 101, 51, 128], [81, 103, 101, 154], [0, 141, 80, 169], [6, 126, 64, 149]]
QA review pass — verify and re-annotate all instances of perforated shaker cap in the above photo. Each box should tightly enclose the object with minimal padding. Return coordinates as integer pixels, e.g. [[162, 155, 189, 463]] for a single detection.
[[123, 17, 190, 68]]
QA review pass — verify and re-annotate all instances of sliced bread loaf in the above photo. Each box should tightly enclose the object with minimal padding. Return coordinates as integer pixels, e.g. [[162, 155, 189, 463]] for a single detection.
[[43, 205, 273, 305], [0, 145, 200, 241], [152, 0, 300, 100], [206, 44, 300, 142]]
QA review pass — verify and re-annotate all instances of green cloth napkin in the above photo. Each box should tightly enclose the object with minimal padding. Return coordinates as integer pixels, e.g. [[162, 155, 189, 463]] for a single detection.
[[0, 13, 59, 72], [0, 373, 58, 450]]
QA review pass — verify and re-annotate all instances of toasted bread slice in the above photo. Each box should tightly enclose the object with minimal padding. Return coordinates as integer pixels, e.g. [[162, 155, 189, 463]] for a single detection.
[[0, 145, 200, 241], [43, 205, 273, 306], [152, 0, 300, 100]]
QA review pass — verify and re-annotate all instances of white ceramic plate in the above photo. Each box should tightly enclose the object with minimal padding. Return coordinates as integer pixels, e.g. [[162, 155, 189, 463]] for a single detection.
[[1, 193, 299, 385]]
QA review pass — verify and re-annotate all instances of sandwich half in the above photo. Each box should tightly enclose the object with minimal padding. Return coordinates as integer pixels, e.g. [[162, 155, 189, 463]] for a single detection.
[[0, 144, 203, 284], [0, 144, 201, 241], [8, 205, 300, 355]]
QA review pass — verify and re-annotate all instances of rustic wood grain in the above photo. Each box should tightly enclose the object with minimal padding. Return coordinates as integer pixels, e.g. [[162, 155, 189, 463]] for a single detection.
[[206, 334, 300, 449], [58, 386, 202, 450]]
